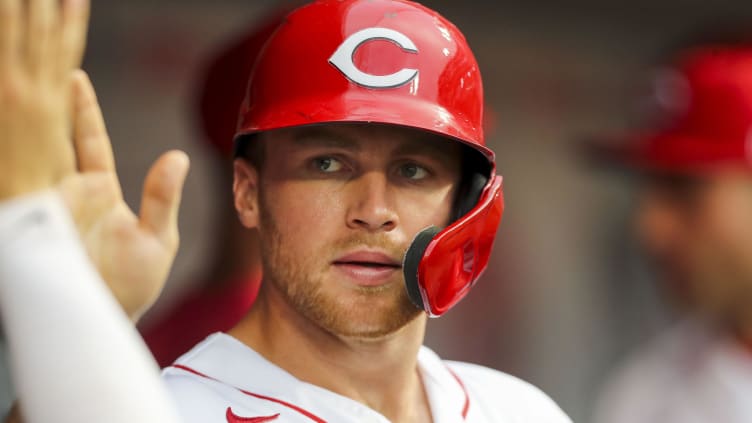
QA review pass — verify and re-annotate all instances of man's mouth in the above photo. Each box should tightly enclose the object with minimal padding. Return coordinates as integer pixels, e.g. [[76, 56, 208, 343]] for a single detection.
[[332, 251, 402, 285], [333, 251, 401, 267], [333, 260, 401, 268]]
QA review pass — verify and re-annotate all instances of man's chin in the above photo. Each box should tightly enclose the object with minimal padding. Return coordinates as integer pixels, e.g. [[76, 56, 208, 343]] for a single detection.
[[280, 274, 424, 340], [345, 313, 423, 340], [316, 300, 424, 340]]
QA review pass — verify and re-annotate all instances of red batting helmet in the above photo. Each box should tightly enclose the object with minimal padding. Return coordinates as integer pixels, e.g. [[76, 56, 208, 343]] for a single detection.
[[595, 44, 752, 172], [235, 0, 504, 317]]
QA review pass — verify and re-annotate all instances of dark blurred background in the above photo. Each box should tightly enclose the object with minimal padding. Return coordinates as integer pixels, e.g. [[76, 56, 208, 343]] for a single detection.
[[76, 1, 752, 421]]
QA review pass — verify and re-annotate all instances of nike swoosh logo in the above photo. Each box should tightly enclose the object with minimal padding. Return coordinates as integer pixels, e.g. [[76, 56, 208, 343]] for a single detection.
[[226, 406, 280, 423]]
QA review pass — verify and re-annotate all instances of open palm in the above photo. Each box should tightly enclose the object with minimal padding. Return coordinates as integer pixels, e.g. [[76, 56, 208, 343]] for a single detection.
[[0, 0, 189, 321], [59, 72, 190, 320]]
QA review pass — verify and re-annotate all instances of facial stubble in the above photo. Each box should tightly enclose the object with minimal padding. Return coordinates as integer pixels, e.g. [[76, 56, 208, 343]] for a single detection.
[[257, 189, 422, 339]]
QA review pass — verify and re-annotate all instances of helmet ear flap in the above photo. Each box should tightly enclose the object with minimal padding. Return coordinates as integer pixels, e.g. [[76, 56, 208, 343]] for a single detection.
[[402, 176, 504, 316], [403, 171, 494, 313]]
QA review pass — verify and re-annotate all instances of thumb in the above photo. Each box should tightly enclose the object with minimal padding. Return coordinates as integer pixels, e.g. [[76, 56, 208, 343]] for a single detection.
[[138, 150, 190, 249]]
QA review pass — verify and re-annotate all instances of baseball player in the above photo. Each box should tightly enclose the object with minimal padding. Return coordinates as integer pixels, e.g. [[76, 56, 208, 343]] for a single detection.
[[2, 0, 572, 421], [0, 0, 183, 421], [161, 1, 571, 422], [591, 43, 752, 422]]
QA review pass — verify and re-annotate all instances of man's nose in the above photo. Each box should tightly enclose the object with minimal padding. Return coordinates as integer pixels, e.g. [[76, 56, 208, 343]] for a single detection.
[[345, 171, 398, 232]]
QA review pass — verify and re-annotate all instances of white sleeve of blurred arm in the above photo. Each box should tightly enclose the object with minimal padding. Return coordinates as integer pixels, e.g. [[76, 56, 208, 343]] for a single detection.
[[0, 191, 181, 423]]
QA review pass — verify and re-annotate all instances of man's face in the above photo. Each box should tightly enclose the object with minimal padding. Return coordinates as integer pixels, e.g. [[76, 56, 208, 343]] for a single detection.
[[234, 124, 462, 339], [636, 169, 752, 325]]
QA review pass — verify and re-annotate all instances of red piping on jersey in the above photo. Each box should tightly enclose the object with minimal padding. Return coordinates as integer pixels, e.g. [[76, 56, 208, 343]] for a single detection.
[[225, 407, 279, 422], [446, 367, 470, 419], [170, 364, 326, 423]]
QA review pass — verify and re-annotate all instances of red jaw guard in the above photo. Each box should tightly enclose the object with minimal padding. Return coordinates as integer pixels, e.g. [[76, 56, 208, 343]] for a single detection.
[[403, 175, 504, 317]]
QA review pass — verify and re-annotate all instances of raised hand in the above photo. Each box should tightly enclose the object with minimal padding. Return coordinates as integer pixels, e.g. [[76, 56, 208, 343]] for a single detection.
[[59, 71, 190, 320], [0, 0, 190, 320], [1, 2, 188, 422]]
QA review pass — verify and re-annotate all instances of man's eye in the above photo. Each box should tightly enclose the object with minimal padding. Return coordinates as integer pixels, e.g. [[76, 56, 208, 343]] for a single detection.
[[313, 157, 343, 172], [399, 163, 429, 180]]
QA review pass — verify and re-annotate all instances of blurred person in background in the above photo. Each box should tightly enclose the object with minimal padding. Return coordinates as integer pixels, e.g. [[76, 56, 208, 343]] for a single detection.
[[591, 40, 752, 423]]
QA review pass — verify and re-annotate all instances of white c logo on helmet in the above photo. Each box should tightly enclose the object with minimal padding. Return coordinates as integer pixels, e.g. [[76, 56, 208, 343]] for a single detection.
[[329, 27, 419, 89]]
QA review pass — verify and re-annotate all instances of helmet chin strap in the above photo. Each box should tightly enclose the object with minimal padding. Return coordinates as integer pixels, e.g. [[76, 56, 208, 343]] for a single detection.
[[403, 226, 440, 311]]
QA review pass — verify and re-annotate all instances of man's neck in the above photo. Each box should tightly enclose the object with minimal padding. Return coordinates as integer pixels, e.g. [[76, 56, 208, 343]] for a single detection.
[[228, 284, 433, 423]]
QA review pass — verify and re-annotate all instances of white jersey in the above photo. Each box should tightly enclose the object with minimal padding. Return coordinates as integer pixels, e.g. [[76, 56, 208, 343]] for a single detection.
[[163, 333, 571, 423], [593, 319, 752, 423]]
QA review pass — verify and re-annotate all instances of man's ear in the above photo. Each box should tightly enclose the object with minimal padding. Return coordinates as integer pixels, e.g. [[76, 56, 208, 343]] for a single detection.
[[233, 158, 260, 229]]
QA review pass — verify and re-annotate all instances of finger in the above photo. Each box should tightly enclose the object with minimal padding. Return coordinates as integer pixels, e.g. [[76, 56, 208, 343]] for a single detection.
[[72, 69, 117, 173], [58, 0, 90, 73], [25, 0, 57, 77], [139, 150, 190, 247], [0, 0, 21, 70]]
